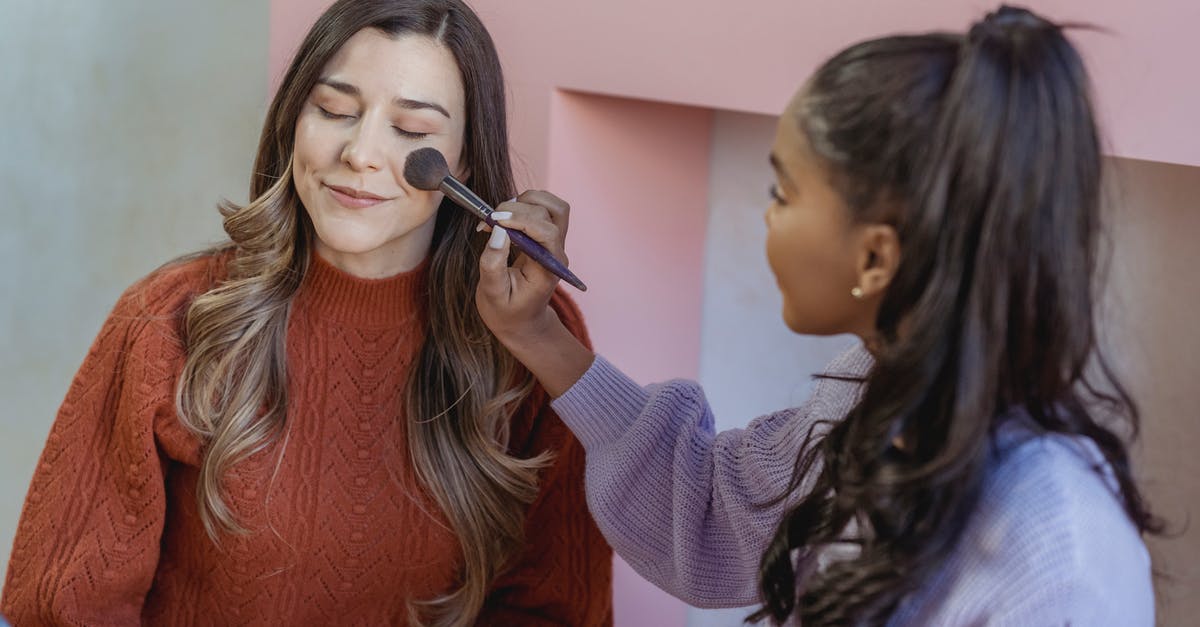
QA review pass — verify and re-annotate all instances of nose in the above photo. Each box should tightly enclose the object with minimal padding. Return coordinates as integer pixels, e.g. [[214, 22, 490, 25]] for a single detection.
[[341, 122, 385, 172]]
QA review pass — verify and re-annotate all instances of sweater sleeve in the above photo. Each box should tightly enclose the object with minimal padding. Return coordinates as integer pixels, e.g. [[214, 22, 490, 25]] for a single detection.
[[1, 273, 190, 626], [478, 290, 613, 626], [550, 347, 871, 608]]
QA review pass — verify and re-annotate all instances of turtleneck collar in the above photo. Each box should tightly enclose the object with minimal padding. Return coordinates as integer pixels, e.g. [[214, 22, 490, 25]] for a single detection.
[[293, 250, 430, 328]]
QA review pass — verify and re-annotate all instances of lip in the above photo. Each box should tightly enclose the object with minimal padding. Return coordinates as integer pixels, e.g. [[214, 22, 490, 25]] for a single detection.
[[325, 183, 392, 209]]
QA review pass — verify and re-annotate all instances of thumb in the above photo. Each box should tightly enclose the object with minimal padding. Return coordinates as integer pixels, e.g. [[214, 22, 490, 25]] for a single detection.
[[477, 226, 512, 302]]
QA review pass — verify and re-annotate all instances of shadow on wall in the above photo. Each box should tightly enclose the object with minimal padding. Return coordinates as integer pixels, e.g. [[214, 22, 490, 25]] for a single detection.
[[1101, 156, 1200, 622]]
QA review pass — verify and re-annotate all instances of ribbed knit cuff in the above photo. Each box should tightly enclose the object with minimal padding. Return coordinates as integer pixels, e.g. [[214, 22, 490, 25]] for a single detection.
[[551, 355, 651, 453]]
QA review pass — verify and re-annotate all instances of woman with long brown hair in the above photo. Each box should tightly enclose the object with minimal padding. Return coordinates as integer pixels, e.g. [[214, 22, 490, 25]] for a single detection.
[[1, 1, 611, 625]]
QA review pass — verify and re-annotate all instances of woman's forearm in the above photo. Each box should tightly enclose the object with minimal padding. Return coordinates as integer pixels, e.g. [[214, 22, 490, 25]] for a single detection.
[[498, 308, 595, 399]]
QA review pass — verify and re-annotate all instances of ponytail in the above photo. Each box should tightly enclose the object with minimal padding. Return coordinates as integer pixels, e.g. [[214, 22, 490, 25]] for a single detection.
[[754, 7, 1159, 626]]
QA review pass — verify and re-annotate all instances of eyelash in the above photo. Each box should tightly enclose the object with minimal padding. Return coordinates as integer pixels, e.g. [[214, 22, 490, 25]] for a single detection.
[[769, 184, 786, 203], [317, 106, 353, 120], [316, 106, 430, 140], [394, 128, 429, 140]]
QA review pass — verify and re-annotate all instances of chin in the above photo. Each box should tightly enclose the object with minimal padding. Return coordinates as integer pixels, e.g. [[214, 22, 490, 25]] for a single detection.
[[783, 321, 808, 335], [312, 224, 390, 256], [781, 306, 829, 336], [781, 309, 805, 334], [783, 313, 849, 337]]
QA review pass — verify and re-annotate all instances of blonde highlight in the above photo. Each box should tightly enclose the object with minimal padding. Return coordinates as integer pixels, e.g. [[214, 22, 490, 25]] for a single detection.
[[404, 215, 554, 625], [175, 163, 307, 539]]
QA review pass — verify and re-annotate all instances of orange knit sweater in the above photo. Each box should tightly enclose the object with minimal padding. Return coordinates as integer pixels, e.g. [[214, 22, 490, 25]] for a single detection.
[[1, 251, 612, 626]]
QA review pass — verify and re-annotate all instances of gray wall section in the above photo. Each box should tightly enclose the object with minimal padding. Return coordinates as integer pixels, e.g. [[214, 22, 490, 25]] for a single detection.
[[698, 111, 856, 432], [691, 111, 854, 627], [0, 0, 267, 580]]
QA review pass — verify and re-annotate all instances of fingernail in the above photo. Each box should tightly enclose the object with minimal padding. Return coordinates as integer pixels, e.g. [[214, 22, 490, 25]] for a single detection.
[[475, 221, 486, 232], [490, 211, 513, 221], [487, 226, 508, 249]]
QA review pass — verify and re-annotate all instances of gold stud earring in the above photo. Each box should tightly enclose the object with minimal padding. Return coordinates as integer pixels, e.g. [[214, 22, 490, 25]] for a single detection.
[[851, 286, 865, 299]]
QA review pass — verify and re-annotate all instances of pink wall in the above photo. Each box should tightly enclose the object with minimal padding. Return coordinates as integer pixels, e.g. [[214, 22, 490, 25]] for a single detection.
[[545, 92, 711, 624], [268, 0, 329, 94], [469, 0, 1200, 176], [547, 91, 711, 384], [274, 1, 1200, 177]]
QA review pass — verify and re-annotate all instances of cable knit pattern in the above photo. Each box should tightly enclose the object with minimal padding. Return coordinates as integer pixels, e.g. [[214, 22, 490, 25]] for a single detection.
[[552, 349, 1154, 625], [2, 251, 612, 626]]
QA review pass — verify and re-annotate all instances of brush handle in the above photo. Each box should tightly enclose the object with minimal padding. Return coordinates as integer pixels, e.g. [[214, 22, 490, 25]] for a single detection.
[[439, 176, 587, 291], [487, 216, 588, 292]]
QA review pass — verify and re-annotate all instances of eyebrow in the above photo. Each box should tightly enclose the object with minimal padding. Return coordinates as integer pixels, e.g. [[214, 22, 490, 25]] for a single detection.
[[769, 153, 797, 189], [316, 78, 451, 119]]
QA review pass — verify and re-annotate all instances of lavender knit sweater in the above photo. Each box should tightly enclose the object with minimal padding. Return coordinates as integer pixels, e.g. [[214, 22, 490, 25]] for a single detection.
[[551, 346, 1154, 625]]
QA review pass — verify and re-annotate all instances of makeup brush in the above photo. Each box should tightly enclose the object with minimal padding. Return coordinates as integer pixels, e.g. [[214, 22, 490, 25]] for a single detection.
[[404, 147, 587, 291]]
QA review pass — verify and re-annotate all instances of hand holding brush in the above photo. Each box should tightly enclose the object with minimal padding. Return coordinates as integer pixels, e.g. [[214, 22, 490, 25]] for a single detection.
[[404, 147, 587, 291]]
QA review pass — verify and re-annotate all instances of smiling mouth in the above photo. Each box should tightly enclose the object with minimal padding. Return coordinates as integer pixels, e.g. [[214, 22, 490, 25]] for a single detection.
[[325, 183, 392, 209], [326, 184, 388, 200]]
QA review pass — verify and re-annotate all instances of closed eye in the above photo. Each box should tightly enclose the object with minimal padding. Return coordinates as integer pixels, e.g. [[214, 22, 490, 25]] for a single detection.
[[317, 106, 355, 120], [769, 184, 786, 204], [393, 128, 429, 140]]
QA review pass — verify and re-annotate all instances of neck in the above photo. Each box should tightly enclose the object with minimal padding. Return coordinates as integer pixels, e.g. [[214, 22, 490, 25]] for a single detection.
[[314, 220, 436, 279], [853, 319, 884, 357]]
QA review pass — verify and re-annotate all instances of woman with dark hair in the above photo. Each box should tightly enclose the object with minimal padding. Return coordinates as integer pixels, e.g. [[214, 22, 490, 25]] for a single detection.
[[1, 1, 611, 625], [477, 5, 1157, 625]]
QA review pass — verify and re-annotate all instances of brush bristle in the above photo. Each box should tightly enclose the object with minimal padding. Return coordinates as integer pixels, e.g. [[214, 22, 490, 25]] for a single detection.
[[403, 147, 451, 191]]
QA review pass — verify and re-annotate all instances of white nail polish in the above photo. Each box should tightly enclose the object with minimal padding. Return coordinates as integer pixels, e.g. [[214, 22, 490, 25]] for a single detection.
[[490, 211, 513, 221], [476, 221, 486, 232], [487, 226, 508, 249]]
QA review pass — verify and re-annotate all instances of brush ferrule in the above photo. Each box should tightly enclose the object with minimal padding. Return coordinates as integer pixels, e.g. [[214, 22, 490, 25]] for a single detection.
[[439, 176, 493, 221]]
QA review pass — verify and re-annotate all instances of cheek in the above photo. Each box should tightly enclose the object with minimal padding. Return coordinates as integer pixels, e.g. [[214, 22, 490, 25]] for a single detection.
[[766, 223, 809, 315], [290, 147, 314, 211], [765, 214, 814, 291], [438, 126, 469, 178], [293, 118, 338, 176], [766, 214, 854, 334], [292, 125, 315, 184], [293, 144, 333, 226]]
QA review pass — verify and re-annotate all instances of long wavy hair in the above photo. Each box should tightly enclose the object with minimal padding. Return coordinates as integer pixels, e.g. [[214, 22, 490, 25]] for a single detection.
[[173, 1, 547, 624], [751, 6, 1161, 625]]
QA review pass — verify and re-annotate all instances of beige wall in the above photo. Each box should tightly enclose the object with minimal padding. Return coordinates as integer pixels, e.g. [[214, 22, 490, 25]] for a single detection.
[[1104, 157, 1200, 625], [0, 0, 267, 578]]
